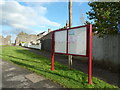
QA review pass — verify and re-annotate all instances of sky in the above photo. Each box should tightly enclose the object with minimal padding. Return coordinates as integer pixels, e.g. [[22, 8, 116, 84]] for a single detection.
[[0, 0, 91, 43]]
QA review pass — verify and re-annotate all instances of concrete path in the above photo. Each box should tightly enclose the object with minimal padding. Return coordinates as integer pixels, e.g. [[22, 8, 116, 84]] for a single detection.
[[1, 59, 65, 89], [26, 48, 120, 87]]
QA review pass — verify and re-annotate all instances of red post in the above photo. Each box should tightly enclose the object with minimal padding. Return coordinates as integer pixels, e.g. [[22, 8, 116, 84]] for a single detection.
[[88, 24, 92, 84], [66, 29, 68, 54], [51, 32, 55, 71]]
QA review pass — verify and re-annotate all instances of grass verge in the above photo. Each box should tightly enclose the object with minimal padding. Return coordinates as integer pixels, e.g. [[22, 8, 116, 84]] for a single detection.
[[0, 46, 118, 88]]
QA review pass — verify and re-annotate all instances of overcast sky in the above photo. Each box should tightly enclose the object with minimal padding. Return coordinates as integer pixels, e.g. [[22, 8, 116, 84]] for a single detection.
[[0, 0, 91, 43]]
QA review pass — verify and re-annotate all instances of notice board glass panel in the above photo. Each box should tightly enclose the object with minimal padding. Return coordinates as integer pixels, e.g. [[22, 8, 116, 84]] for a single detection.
[[68, 27, 87, 55], [55, 30, 67, 53]]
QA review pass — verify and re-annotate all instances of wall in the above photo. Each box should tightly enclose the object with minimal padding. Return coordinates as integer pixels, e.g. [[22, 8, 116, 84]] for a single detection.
[[0, 35, 11, 45], [15, 32, 43, 45], [41, 39, 52, 51], [41, 32, 52, 51], [92, 34, 120, 64], [29, 44, 41, 50]]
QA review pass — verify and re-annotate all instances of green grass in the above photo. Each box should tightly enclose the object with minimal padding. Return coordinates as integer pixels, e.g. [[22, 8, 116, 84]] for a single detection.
[[0, 46, 119, 88]]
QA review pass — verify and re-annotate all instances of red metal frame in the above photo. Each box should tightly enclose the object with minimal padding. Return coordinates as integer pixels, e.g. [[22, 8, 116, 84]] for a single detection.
[[53, 25, 89, 56], [53, 28, 67, 33], [55, 52, 87, 57], [51, 24, 92, 84], [66, 29, 68, 54], [51, 32, 55, 71]]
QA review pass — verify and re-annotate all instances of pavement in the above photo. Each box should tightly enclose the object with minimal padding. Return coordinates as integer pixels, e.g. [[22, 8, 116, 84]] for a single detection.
[[1, 59, 66, 89]]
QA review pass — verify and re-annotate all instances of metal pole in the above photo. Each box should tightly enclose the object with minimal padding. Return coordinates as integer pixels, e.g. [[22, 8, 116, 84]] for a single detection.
[[88, 24, 92, 84], [51, 32, 55, 71], [68, 0, 72, 69]]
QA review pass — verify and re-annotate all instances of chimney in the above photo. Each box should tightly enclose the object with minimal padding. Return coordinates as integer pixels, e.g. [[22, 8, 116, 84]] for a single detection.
[[66, 20, 69, 28], [48, 29, 51, 33]]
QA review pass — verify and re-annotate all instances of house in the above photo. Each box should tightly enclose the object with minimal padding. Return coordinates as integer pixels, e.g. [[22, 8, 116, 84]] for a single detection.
[[37, 29, 53, 51]]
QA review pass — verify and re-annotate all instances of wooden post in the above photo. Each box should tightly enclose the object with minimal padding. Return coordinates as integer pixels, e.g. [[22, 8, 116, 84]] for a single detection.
[[69, 0, 72, 28], [68, 0, 72, 69]]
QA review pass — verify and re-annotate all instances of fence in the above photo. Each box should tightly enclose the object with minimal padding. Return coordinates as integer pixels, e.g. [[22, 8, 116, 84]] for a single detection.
[[23, 43, 41, 50], [92, 34, 120, 64]]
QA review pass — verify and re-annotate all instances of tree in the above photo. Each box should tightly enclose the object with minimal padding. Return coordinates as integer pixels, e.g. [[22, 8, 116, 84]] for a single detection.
[[86, 2, 120, 37]]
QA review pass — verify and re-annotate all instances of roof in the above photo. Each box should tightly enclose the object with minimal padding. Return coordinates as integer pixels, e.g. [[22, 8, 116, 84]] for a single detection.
[[37, 31, 52, 41], [37, 31, 46, 36]]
